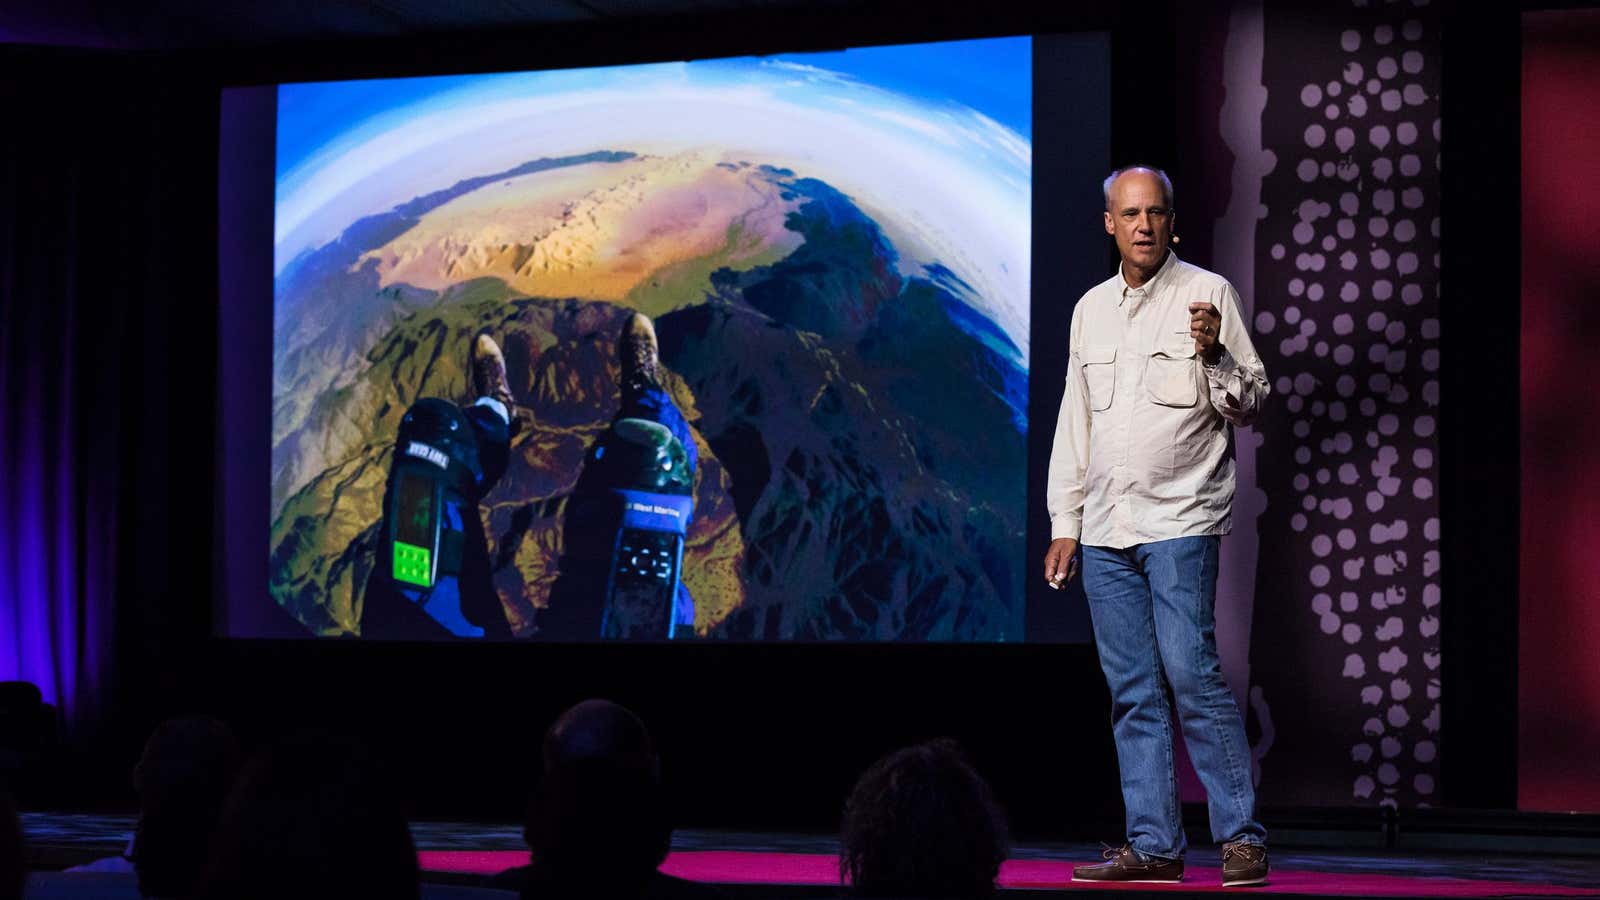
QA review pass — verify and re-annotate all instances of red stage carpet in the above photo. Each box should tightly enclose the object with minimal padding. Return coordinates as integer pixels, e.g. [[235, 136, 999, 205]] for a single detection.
[[417, 850, 1600, 897]]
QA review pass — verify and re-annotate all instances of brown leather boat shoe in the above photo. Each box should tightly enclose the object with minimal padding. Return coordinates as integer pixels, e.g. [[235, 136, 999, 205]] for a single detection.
[[1071, 845, 1184, 883], [1221, 839, 1269, 887]]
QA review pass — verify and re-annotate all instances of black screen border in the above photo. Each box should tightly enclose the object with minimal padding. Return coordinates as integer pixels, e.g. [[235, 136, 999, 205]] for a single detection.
[[219, 26, 1110, 645]]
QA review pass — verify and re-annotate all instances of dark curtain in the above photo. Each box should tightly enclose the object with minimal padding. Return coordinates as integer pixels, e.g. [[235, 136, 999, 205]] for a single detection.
[[1, 46, 217, 747]]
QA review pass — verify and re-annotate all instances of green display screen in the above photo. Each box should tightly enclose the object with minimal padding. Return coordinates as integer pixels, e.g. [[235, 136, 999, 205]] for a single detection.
[[395, 471, 435, 546], [392, 540, 433, 587]]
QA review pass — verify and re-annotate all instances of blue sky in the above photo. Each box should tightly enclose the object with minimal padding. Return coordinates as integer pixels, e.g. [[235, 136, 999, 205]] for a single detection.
[[272, 34, 1033, 351], [275, 35, 1030, 184], [769, 38, 1030, 137]]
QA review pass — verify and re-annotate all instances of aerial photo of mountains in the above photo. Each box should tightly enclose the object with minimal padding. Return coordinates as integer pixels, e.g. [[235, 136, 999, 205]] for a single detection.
[[268, 38, 1033, 641]]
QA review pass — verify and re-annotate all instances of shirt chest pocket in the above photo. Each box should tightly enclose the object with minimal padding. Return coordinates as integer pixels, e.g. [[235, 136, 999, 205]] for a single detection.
[[1079, 345, 1117, 411], [1147, 344, 1199, 407]]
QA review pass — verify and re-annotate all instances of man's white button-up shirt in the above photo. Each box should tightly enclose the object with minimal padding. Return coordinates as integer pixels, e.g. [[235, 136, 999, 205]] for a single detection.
[[1047, 251, 1270, 549]]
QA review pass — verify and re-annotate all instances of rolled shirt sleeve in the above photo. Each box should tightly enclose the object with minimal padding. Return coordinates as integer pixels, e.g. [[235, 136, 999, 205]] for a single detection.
[[1202, 283, 1270, 428]]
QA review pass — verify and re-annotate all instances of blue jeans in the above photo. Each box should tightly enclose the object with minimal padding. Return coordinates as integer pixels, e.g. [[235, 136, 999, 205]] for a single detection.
[[1082, 535, 1265, 859]]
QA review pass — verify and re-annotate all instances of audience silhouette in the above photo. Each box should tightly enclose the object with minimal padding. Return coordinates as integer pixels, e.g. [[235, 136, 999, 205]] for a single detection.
[[118, 717, 240, 898], [840, 739, 1009, 898], [6, 713, 1022, 899], [197, 732, 419, 900], [490, 699, 721, 900]]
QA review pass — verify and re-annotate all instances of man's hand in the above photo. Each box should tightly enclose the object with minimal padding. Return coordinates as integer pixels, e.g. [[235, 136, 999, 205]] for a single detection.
[[1044, 537, 1080, 590], [1189, 301, 1225, 364]]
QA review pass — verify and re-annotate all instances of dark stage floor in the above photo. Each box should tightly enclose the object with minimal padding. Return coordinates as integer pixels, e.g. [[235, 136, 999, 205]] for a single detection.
[[20, 813, 1600, 898]]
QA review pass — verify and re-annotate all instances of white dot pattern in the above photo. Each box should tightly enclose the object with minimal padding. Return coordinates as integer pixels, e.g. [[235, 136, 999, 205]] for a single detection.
[[1251, 0, 1441, 809]]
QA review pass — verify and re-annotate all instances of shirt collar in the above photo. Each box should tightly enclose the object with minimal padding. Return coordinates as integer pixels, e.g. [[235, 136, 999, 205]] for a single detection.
[[1118, 249, 1179, 305]]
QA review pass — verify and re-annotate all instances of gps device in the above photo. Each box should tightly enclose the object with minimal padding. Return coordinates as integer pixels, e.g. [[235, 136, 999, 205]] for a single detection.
[[373, 399, 485, 638], [590, 418, 695, 640], [391, 467, 441, 588], [602, 489, 694, 639]]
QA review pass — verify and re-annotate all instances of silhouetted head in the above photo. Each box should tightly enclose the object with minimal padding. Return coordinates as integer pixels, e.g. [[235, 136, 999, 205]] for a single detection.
[[840, 739, 1009, 898], [541, 698, 658, 778], [130, 716, 241, 899], [199, 733, 418, 900], [0, 789, 22, 900], [524, 700, 668, 894]]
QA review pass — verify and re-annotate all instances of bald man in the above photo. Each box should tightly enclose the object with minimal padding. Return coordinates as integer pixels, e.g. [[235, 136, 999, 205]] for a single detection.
[[1045, 166, 1270, 887], [492, 700, 724, 899]]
